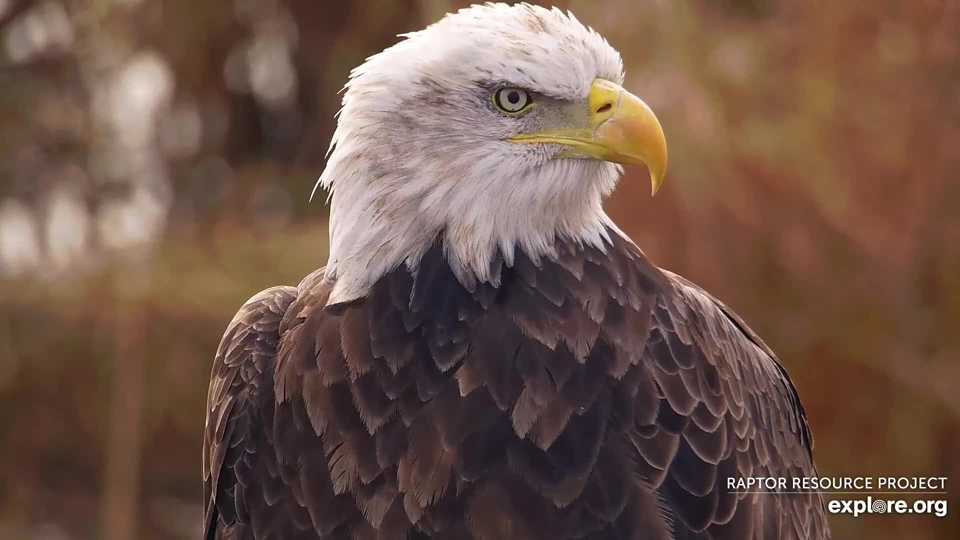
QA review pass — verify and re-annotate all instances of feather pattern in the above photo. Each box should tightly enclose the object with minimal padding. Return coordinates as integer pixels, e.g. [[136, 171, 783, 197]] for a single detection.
[[203, 229, 829, 539]]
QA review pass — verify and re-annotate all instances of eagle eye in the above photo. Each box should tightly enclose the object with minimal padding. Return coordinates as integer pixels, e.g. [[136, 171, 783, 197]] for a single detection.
[[493, 87, 534, 115]]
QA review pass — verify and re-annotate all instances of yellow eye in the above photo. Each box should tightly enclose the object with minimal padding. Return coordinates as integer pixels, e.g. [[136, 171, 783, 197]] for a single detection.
[[493, 87, 533, 114]]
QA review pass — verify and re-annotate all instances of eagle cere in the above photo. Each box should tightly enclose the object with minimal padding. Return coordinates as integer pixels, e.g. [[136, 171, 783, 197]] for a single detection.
[[203, 4, 830, 540]]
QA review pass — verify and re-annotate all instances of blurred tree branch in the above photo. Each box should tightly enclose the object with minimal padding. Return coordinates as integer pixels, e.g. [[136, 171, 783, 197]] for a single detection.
[[101, 266, 149, 540]]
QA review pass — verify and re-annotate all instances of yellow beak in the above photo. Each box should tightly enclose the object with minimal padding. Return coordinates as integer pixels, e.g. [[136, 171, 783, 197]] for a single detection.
[[510, 79, 668, 195]]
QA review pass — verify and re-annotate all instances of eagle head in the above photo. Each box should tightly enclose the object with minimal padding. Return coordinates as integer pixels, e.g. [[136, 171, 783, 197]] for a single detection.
[[317, 3, 667, 305]]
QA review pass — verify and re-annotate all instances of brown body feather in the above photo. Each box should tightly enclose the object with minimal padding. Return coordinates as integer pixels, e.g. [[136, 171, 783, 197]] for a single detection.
[[202, 230, 830, 539]]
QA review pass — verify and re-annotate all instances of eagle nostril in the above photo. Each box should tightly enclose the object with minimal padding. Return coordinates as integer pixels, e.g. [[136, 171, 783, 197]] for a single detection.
[[596, 102, 613, 114]]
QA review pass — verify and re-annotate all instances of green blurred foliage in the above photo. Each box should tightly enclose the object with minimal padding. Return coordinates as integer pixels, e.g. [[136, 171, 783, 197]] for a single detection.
[[0, 0, 958, 539]]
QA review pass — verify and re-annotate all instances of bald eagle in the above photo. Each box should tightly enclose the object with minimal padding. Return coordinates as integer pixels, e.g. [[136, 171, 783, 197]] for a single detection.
[[203, 4, 830, 540]]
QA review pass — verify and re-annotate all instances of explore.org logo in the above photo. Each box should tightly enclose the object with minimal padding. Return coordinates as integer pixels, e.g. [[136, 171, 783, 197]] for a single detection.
[[827, 497, 947, 518], [727, 476, 949, 519]]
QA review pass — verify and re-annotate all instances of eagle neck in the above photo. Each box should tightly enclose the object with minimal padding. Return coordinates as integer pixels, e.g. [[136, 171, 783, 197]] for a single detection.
[[322, 203, 618, 307], [320, 151, 622, 306]]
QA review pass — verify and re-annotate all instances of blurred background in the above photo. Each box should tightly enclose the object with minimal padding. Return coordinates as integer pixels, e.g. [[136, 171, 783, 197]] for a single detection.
[[0, 0, 957, 538]]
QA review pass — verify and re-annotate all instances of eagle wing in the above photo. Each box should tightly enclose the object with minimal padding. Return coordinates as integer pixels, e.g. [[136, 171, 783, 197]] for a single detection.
[[638, 268, 829, 539], [202, 285, 300, 540]]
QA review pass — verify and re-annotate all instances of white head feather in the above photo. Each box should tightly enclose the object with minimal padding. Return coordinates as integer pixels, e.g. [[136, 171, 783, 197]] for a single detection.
[[317, 3, 627, 304]]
